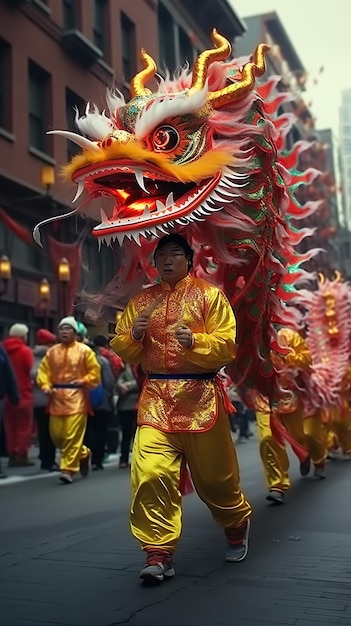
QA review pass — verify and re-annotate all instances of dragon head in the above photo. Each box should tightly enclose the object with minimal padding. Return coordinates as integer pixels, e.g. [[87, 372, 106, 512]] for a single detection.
[[36, 30, 269, 248]]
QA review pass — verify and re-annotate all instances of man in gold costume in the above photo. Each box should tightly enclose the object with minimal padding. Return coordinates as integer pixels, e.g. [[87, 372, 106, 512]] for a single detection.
[[267, 327, 328, 498], [111, 234, 252, 583], [37, 316, 101, 484]]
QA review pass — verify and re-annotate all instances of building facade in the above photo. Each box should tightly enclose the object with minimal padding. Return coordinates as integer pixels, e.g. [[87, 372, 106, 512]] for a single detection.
[[0, 0, 245, 339]]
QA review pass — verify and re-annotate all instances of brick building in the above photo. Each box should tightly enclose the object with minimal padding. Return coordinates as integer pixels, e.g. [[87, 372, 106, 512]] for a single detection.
[[0, 0, 244, 339]]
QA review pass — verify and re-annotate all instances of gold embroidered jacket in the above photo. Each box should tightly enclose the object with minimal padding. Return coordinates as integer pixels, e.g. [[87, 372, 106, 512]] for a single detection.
[[110, 275, 237, 432], [271, 328, 311, 414], [37, 342, 101, 416]]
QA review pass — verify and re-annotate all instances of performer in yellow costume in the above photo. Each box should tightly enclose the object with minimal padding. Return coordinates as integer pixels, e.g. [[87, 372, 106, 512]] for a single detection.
[[111, 234, 252, 583], [37, 316, 101, 484], [254, 394, 291, 504], [270, 327, 328, 483]]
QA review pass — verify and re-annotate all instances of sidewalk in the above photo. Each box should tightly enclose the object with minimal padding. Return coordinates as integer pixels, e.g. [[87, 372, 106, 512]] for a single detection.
[[0, 445, 120, 484]]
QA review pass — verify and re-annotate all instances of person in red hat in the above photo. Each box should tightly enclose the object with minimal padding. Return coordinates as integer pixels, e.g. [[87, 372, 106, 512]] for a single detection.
[[31, 328, 58, 471]]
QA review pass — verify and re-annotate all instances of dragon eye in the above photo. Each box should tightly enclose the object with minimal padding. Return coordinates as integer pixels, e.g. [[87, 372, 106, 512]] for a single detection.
[[152, 125, 179, 152]]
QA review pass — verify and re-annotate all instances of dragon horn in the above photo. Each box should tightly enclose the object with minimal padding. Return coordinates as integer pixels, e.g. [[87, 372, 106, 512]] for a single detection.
[[334, 270, 342, 282], [47, 130, 102, 153], [318, 272, 326, 284], [130, 49, 156, 97], [189, 30, 231, 94], [208, 44, 270, 109]]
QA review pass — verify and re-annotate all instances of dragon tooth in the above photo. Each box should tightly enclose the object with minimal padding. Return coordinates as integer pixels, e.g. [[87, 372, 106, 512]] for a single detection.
[[131, 231, 141, 245], [156, 200, 166, 211], [116, 233, 125, 246], [156, 225, 169, 235], [100, 208, 110, 224], [165, 192, 174, 208], [72, 180, 84, 203], [103, 235, 112, 247], [134, 168, 149, 194], [143, 204, 151, 215]]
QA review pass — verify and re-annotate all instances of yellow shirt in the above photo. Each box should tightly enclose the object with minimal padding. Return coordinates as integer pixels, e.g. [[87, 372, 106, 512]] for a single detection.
[[271, 328, 311, 414], [37, 341, 101, 416], [110, 275, 237, 432]]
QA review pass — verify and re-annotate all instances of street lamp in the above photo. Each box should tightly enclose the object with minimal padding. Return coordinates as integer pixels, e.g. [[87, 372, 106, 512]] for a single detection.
[[41, 165, 55, 195], [38, 278, 51, 328], [58, 257, 70, 316], [58, 257, 70, 282], [0, 254, 11, 295], [39, 278, 51, 300]]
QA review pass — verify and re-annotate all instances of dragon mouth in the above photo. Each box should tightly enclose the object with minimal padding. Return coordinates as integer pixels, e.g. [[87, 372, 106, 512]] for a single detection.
[[72, 160, 239, 246]]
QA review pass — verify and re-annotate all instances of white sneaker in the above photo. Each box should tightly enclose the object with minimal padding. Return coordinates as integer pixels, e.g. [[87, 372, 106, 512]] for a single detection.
[[59, 472, 73, 484], [225, 519, 250, 562]]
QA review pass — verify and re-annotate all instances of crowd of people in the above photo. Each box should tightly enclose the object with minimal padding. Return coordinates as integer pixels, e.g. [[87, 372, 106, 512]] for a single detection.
[[0, 317, 140, 482]]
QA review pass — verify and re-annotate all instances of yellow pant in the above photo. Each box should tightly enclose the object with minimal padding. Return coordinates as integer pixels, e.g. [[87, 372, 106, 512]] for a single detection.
[[256, 410, 290, 493], [277, 407, 306, 448], [49, 413, 90, 474], [277, 407, 327, 466], [130, 414, 252, 552], [303, 413, 328, 465], [328, 407, 351, 454]]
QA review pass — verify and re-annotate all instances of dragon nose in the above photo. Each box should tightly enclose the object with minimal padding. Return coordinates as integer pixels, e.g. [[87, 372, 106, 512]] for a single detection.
[[101, 130, 141, 149]]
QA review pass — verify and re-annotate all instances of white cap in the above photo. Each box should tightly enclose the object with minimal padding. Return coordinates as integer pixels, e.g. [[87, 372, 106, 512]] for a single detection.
[[57, 316, 78, 333], [9, 323, 29, 338]]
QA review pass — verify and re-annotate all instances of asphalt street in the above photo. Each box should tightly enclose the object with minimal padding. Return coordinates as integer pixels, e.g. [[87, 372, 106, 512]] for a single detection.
[[1, 436, 351, 626]]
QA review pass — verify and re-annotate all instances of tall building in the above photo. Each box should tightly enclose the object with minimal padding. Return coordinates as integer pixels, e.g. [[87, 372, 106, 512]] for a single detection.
[[339, 88, 351, 228], [0, 0, 244, 339]]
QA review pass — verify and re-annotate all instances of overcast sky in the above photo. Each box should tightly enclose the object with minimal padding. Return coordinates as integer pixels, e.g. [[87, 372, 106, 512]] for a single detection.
[[230, 1, 350, 146]]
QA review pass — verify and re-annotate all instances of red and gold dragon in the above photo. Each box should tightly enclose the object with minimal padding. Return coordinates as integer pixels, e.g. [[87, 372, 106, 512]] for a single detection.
[[298, 272, 351, 410], [34, 30, 318, 397]]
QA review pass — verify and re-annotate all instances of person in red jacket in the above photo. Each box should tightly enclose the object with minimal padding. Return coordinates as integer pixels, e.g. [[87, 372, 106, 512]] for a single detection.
[[2, 323, 34, 466], [92, 335, 124, 379]]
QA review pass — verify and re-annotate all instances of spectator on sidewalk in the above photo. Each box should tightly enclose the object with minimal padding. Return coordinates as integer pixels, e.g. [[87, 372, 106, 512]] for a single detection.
[[92, 335, 124, 380], [116, 362, 139, 468], [0, 343, 20, 478], [76, 321, 89, 344], [86, 342, 115, 471], [31, 328, 58, 472], [36, 316, 101, 485], [2, 323, 34, 467]]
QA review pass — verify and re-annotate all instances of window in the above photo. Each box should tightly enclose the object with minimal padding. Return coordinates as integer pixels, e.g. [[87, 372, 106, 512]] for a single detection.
[[178, 28, 193, 67], [0, 38, 12, 131], [120, 12, 136, 83], [93, 0, 109, 60], [158, 3, 176, 73], [63, 0, 77, 30], [66, 88, 85, 160], [28, 61, 51, 153]]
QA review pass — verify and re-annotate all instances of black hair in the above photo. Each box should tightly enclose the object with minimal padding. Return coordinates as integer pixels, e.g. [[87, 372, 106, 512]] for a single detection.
[[92, 334, 108, 347], [153, 234, 194, 269]]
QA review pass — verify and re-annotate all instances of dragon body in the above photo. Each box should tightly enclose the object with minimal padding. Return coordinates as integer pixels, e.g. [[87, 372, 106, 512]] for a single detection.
[[298, 273, 351, 409], [35, 31, 318, 396]]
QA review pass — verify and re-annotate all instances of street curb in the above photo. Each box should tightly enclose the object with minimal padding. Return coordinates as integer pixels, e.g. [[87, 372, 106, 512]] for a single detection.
[[0, 454, 120, 487]]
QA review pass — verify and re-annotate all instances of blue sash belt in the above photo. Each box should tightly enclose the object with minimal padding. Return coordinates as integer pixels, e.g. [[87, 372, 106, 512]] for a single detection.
[[52, 383, 83, 389], [147, 373, 216, 380]]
